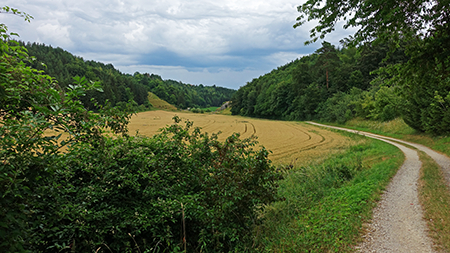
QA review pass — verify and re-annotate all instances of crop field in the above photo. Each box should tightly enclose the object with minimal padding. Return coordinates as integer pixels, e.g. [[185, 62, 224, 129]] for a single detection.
[[129, 110, 356, 167]]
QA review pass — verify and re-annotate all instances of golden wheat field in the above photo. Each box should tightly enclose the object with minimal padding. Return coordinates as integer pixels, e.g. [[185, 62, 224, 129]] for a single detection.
[[128, 110, 356, 167]]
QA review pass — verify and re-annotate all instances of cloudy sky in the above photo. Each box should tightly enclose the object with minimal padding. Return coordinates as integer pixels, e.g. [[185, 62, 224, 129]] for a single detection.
[[1, 0, 354, 90]]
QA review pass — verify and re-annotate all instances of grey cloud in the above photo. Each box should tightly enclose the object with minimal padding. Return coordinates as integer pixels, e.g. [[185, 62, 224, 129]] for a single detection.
[[1, 0, 354, 89]]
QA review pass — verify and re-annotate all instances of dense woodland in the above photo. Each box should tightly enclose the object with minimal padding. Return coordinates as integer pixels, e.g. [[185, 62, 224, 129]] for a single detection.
[[231, 42, 405, 121], [231, 40, 450, 135], [22, 42, 235, 110]]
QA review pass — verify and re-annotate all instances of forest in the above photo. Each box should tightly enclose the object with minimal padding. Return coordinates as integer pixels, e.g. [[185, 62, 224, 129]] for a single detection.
[[231, 41, 405, 122], [21, 42, 235, 111], [231, 40, 450, 135]]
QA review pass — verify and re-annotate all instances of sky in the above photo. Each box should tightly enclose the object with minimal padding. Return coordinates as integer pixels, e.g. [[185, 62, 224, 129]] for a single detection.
[[1, 0, 355, 90]]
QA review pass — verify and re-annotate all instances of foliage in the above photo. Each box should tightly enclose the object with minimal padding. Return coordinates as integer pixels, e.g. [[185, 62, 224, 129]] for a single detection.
[[231, 41, 408, 124], [294, 0, 449, 47], [392, 61, 450, 135], [294, 0, 450, 134], [20, 42, 235, 110], [0, 12, 131, 251], [190, 107, 203, 113], [316, 92, 354, 124], [1, 10, 277, 252], [24, 117, 278, 252]]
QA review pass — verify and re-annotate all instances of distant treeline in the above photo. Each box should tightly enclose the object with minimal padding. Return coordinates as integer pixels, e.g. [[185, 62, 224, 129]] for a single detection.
[[231, 41, 450, 135], [21, 42, 235, 110]]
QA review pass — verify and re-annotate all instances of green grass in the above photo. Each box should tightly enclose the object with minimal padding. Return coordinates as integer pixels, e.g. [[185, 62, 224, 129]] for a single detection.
[[255, 137, 404, 252], [341, 118, 450, 157], [147, 92, 177, 111], [345, 117, 417, 136], [418, 151, 450, 252], [216, 107, 232, 115], [200, 106, 220, 111]]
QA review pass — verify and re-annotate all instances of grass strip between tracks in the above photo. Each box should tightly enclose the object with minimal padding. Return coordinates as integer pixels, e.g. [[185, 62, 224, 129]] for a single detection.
[[255, 136, 403, 252]]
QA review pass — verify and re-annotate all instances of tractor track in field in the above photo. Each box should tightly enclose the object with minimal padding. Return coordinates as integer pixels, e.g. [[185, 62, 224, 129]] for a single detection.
[[290, 123, 336, 153], [239, 122, 256, 136], [268, 122, 329, 161], [250, 122, 256, 135], [306, 122, 450, 253], [129, 110, 355, 167]]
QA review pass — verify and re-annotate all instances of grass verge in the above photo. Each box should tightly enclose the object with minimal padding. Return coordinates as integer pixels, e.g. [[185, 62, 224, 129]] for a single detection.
[[255, 137, 403, 252], [342, 118, 450, 157], [418, 151, 450, 252], [325, 117, 450, 251]]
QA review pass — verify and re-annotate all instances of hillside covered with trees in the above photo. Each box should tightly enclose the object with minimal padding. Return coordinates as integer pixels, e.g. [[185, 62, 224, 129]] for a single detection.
[[21, 42, 235, 110], [232, 0, 450, 136], [231, 42, 407, 122], [231, 39, 449, 135]]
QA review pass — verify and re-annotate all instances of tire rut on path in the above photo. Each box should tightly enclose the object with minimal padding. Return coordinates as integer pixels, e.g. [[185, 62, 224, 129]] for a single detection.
[[306, 122, 438, 253]]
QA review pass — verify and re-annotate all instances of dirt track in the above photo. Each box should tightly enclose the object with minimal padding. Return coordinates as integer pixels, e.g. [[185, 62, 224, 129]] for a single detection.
[[306, 122, 450, 252]]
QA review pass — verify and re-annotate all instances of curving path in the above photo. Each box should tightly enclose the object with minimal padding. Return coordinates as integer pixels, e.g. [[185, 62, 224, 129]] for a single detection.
[[305, 122, 450, 252]]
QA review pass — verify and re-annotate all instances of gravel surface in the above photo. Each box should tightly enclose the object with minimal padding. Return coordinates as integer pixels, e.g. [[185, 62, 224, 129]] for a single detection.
[[355, 134, 450, 190], [306, 122, 441, 253]]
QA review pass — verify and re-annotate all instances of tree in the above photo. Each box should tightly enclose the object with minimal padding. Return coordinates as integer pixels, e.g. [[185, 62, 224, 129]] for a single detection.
[[315, 41, 340, 89], [295, 0, 450, 134], [295, 0, 449, 47]]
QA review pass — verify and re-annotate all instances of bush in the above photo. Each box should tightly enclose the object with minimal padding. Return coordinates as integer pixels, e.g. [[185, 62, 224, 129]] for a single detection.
[[191, 108, 201, 113], [402, 75, 450, 135], [351, 86, 403, 122], [0, 13, 279, 252], [1, 13, 130, 251], [371, 86, 403, 121], [19, 118, 279, 252], [316, 92, 354, 124]]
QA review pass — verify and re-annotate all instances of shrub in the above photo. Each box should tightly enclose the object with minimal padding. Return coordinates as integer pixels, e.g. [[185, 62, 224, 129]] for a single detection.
[[191, 108, 201, 113], [316, 92, 354, 124], [20, 117, 278, 252], [0, 12, 279, 252]]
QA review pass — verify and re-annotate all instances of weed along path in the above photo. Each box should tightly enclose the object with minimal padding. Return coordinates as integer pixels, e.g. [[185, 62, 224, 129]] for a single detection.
[[306, 122, 442, 253]]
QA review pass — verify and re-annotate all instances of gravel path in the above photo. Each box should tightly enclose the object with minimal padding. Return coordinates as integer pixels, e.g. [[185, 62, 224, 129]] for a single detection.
[[352, 133, 450, 190], [306, 122, 447, 253]]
